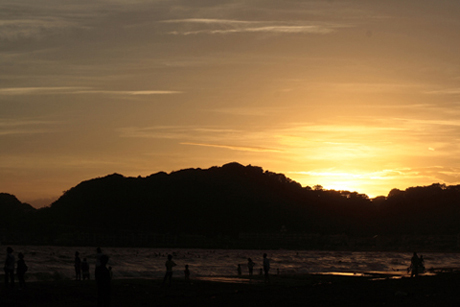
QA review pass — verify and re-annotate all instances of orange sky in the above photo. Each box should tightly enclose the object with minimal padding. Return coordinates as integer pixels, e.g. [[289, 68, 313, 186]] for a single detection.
[[1, 1, 460, 207]]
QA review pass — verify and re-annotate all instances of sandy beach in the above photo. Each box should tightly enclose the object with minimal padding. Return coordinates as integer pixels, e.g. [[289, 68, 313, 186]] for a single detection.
[[2, 273, 460, 306]]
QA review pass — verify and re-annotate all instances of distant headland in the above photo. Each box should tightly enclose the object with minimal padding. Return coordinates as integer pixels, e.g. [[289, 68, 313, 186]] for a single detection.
[[2, 162, 460, 251]]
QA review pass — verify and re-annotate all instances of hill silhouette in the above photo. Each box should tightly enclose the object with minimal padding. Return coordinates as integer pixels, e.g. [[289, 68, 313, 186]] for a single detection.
[[2, 163, 460, 249], [47, 162, 320, 235], [43, 162, 379, 236], [0, 193, 35, 225], [0, 193, 36, 243]]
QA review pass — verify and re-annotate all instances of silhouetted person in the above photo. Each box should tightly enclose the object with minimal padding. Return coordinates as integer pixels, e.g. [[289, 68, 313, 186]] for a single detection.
[[237, 264, 242, 276], [410, 252, 421, 278], [162, 254, 176, 286], [16, 252, 28, 289], [184, 265, 190, 284], [4, 247, 15, 288], [95, 255, 111, 307], [247, 258, 255, 277], [81, 258, 90, 280], [420, 255, 425, 273], [96, 247, 103, 270], [263, 253, 270, 283], [75, 251, 82, 280], [95, 247, 107, 281]]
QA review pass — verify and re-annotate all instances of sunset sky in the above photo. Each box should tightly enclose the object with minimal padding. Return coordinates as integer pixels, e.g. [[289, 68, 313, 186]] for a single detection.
[[2, 0, 460, 207]]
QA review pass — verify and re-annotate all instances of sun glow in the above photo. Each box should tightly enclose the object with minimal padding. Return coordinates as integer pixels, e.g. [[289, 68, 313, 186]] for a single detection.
[[297, 171, 365, 190], [288, 170, 394, 198]]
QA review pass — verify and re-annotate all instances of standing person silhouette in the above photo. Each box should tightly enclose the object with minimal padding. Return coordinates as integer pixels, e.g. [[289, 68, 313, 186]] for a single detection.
[[4, 247, 15, 288], [81, 258, 90, 280], [162, 254, 176, 286], [410, 252, 421, 278], [75, 251, 82, 280], [95, 255, 111, 307], [16, 252, 28, 289], [263, 253, 270, 284], [184, 265, 190, 284], [95, 247, 104, 281], [247, 258, 255, 278], [96, 248, 103, 268], [419, 255, 425, 273]]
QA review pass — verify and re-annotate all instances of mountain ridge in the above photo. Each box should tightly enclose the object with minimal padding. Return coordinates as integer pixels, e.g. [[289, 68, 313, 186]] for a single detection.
[[2, 163, 460, 249]]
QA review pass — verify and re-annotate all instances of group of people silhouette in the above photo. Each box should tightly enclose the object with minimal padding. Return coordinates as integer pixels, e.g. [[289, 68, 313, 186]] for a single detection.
[[162, 252, 272, 286], [3, 247, 111, 307], [4, 246, 427, 306], [409, 252, 425, 277], [237, 253, 271, 283], [3, 247, 28, 290], [74, 247, 111, 307], [74, 251, 91, 280], [73, 248, 111, 306]]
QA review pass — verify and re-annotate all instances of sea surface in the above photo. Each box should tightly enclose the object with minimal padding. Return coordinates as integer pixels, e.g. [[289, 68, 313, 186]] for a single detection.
[[4, 246, 460, 281]]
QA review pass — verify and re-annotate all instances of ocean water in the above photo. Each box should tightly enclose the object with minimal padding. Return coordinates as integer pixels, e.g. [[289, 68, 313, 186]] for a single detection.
[[4, 246, 460, 281]]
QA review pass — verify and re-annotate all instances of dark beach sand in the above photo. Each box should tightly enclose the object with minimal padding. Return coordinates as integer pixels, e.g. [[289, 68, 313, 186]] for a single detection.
[[2, 273, 460, 306]]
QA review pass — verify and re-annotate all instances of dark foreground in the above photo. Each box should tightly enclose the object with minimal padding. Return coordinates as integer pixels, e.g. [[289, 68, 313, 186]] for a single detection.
[[2, 273, 460, 306]]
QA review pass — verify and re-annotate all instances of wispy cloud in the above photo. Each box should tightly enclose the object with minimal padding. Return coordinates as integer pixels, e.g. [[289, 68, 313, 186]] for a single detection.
[[0, 118, 55, 136], [119, 125, 283, 153], [0, 18, 85, 40], [424, 88, 460, 95], [328, 82, 422, 93], [161, 18, 347, 35], [162, 19, 253, 25], [0, 118, 55, 127], [0, 154, 120, 169], [0, 87, 86, 95], [211, 106, 287, 117], [0, 129, 50, 136], [0, 87, 181, 96], [119, 117, 460, 160], [72, 90, 182, 95], [181, 142, 282, 153], [119, 126, 191, 139]]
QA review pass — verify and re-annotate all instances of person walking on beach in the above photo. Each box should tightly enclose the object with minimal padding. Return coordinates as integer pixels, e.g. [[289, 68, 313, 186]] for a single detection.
[[81, 258, 90, 280], [237, 264, 242, 276], [263, 253, 270, 283], [162, 254, 176, 286], [247, 258, 255, 277], [4, 247, 15, 288], [95, 255, 111, 307], [75, 251, 82, 280], [16, 252, 28, 289]]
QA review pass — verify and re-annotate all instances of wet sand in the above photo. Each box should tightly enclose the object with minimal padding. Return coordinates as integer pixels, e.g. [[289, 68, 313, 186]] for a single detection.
[[2, 273, 460, 306]]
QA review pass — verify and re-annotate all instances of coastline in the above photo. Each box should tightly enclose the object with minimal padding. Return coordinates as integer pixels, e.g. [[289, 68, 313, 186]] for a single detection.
[[2, 273, 460, 306]]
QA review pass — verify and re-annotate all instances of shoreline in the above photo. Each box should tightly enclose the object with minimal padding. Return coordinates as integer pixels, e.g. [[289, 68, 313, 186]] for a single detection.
[[2, 273, 460, 306]]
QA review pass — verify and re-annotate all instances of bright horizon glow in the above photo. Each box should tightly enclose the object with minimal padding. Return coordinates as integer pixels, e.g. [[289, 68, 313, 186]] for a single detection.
[[290, 171, 376, 196], [2, 0, 460, 207], [288, 169, 409, 198]]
